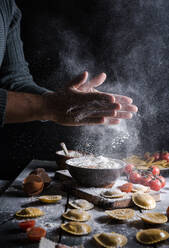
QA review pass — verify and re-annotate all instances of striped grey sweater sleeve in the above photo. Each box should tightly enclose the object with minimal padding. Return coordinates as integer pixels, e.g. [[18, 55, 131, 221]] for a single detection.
[[0, 0, 50, 127], [0, 89, 7, 126]]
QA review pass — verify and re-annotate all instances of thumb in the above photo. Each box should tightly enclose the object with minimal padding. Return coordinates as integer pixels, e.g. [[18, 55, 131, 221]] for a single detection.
[[69, 71, 88, 89], [78, 72, 106, 92]]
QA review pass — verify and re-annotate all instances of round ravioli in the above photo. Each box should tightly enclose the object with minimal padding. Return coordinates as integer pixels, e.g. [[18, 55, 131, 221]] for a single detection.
[[61, 222, 91, 235], [132, 184, 150, 193], [105, 208, 135, 220], [132, 193, 156, 209], [136, 229, 169, 244], [62, 209, 91, 222], [38, 195, 62, 203], [140, 212, 168, 224], [16, 207, 44, 218], [94, 232, 127, 248], [69, 199, 94, 210], [101, 189, 125, 199]]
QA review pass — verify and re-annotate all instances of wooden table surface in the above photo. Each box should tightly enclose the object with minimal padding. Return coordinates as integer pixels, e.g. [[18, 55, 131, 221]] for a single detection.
[[1, 160, 169, 248]]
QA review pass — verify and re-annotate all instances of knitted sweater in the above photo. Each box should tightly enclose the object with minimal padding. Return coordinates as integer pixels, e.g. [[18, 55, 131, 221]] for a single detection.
[[0, 0, 49, 126]]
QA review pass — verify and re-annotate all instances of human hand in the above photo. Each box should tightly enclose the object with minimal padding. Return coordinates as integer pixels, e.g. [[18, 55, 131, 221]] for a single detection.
[[77, 71, 138, 125], [43, 71, 138, 126]]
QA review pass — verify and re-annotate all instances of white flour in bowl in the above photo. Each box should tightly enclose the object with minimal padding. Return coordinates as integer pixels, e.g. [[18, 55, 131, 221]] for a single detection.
[[67, 156, 123, 169]]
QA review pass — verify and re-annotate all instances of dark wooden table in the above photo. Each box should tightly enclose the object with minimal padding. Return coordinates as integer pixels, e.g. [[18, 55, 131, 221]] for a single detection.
[[0, 160, 169, 248]]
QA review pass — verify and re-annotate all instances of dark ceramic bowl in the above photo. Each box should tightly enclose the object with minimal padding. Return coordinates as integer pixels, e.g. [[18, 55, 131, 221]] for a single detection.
[[55, 150, 84, 170], [66, 157, 126, 187]]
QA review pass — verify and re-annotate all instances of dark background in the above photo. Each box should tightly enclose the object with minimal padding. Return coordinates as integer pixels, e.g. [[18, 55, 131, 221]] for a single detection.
[[1, 0, 169, 179]]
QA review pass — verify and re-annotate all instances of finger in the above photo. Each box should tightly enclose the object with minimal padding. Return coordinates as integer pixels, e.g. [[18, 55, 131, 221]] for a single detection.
[[89, 111, 133, 121], [113, 94, 133, 104], [87, 109, 117, 118], [69, 71, 88, 88], [115, 111, 133, 119], [104, 118, 121, 125], [85, 92, 117, 105], [120, 104, 138, 112], [69, 117, 105, 126], [87, 100, 121, 111], [78, 72, 106, 92], [68, 103, 120, 121]]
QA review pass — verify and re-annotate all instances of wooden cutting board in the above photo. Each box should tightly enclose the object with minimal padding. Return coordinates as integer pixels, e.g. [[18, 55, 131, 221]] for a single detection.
[[55, 170, 160, 209]]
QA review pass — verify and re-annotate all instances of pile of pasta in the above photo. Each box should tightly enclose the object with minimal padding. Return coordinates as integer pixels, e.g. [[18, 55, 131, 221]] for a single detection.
[[124, 152, 169, 169]]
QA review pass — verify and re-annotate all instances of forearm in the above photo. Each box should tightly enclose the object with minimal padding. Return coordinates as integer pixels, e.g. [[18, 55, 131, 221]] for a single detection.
[[5, 91, 46, 123], [2, 72, 138, 126]]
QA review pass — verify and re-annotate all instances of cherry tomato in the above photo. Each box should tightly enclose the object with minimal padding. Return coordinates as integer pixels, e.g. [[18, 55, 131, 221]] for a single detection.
[[119, 183, 133, 193], [19, 220, 36, 231], [166, 206, 169, 218], [158, 175, 166, 188], [141, 175, 152, 186], [150, 166, 160, 176], [161, 152, 169, 162], [129, 171, 142, 184], [124, 164, 135, 175], [27, 226, 46, 242], [149, 179, 161, 191], [152, 152, 160, 161]]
